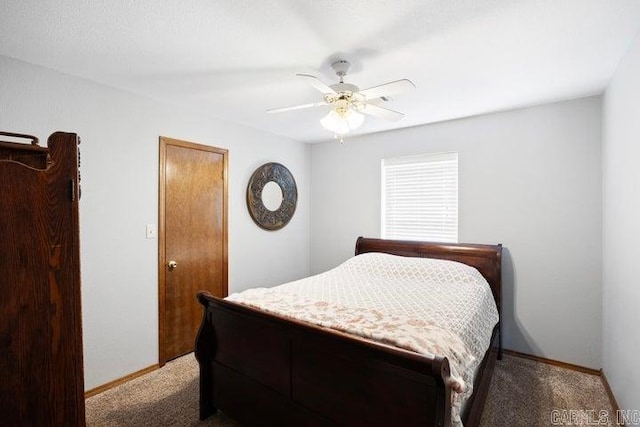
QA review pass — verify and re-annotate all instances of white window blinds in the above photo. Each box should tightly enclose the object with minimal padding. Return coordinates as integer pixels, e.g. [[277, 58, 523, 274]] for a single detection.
[[381, 152, 458, 243]]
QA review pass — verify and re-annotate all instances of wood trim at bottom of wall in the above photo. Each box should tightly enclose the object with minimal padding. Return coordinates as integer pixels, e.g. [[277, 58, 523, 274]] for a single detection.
[[600, 369, 624, 426], [502, 349, 600, 375], [84, 363, 160, 398]]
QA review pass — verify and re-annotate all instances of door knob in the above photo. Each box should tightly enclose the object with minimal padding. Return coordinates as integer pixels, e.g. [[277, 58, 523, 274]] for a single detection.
[[168, 260, 178, 271]]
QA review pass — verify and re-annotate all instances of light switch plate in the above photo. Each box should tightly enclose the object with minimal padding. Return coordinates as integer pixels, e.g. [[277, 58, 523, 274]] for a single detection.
[[146, 224, 157, 239]]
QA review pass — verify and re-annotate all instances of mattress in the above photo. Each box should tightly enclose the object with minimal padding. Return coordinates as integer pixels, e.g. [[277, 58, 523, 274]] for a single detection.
[[227, 252, 499, 426]]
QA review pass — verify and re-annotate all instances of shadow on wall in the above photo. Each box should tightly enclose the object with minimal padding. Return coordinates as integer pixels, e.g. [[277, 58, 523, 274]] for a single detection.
[[501, 247, 541, 357]]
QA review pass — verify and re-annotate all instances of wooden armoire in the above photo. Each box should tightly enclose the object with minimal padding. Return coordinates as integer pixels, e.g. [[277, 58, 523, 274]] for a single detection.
[[0, 131, 86, 426]]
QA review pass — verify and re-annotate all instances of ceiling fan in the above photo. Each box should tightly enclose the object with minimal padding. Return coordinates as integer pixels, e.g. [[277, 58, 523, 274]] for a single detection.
[[267, 59, 416, 139]]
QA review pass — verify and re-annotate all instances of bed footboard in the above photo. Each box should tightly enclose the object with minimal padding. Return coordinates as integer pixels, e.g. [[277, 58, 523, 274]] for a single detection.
[[195, 292, 452, 427]]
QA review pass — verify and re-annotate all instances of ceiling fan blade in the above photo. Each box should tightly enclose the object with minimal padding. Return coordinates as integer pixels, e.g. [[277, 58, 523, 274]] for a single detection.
[[358, 79, 416, 100], [267, 101, 329, 113], [360, 103, 405, 121], [296, 73, 337, 95]]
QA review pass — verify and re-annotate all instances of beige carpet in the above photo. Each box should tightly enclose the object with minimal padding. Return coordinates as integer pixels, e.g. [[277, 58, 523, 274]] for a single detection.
[[86, 353, 616, 426], [86, 355, 239, 427], [479, 355, 616, 427]]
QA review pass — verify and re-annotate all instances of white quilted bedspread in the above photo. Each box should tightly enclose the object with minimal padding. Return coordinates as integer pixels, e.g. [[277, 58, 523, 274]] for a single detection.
[[227, 252, 499, 426]]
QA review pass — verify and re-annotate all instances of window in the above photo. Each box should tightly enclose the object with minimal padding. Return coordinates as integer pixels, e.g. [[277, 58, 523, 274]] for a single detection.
[[381, 152, 458, 243]]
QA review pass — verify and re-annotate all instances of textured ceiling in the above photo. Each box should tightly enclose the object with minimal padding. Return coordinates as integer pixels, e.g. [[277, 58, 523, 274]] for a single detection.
[[2, 0, 640, 143]]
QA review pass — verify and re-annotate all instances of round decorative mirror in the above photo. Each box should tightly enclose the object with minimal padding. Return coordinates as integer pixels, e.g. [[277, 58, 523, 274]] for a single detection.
[[247, 162, 297, 230]]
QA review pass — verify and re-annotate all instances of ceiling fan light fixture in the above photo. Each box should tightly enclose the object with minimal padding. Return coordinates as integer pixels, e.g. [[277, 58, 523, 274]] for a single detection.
[[320, 107, 364, 135], [270, 59, 415, 141]]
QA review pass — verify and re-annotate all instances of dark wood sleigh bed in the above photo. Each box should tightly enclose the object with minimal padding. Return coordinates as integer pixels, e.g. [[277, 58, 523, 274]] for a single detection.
[[195, 237, 502, 427]]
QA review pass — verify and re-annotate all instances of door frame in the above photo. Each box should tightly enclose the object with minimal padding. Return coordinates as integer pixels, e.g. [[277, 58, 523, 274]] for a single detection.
[[158, 136, 228, 366]]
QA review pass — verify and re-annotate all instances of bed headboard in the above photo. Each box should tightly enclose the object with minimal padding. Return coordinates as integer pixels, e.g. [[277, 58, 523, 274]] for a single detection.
[[355, 237, 502, 313]]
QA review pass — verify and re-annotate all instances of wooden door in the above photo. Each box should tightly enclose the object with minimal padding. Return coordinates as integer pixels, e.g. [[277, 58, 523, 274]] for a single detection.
[[158, 137, 228, 364]]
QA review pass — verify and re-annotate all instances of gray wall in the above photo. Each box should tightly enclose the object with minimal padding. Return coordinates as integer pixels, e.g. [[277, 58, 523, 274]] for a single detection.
[[0, 56, 312, 390], [311, 97, 603, 369], [602, 30, 640, 413], [4, 50, 628, 393]]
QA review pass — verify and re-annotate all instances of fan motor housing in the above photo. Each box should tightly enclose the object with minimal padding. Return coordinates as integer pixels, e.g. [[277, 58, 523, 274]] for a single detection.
[[330, 82, 359, 94]]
